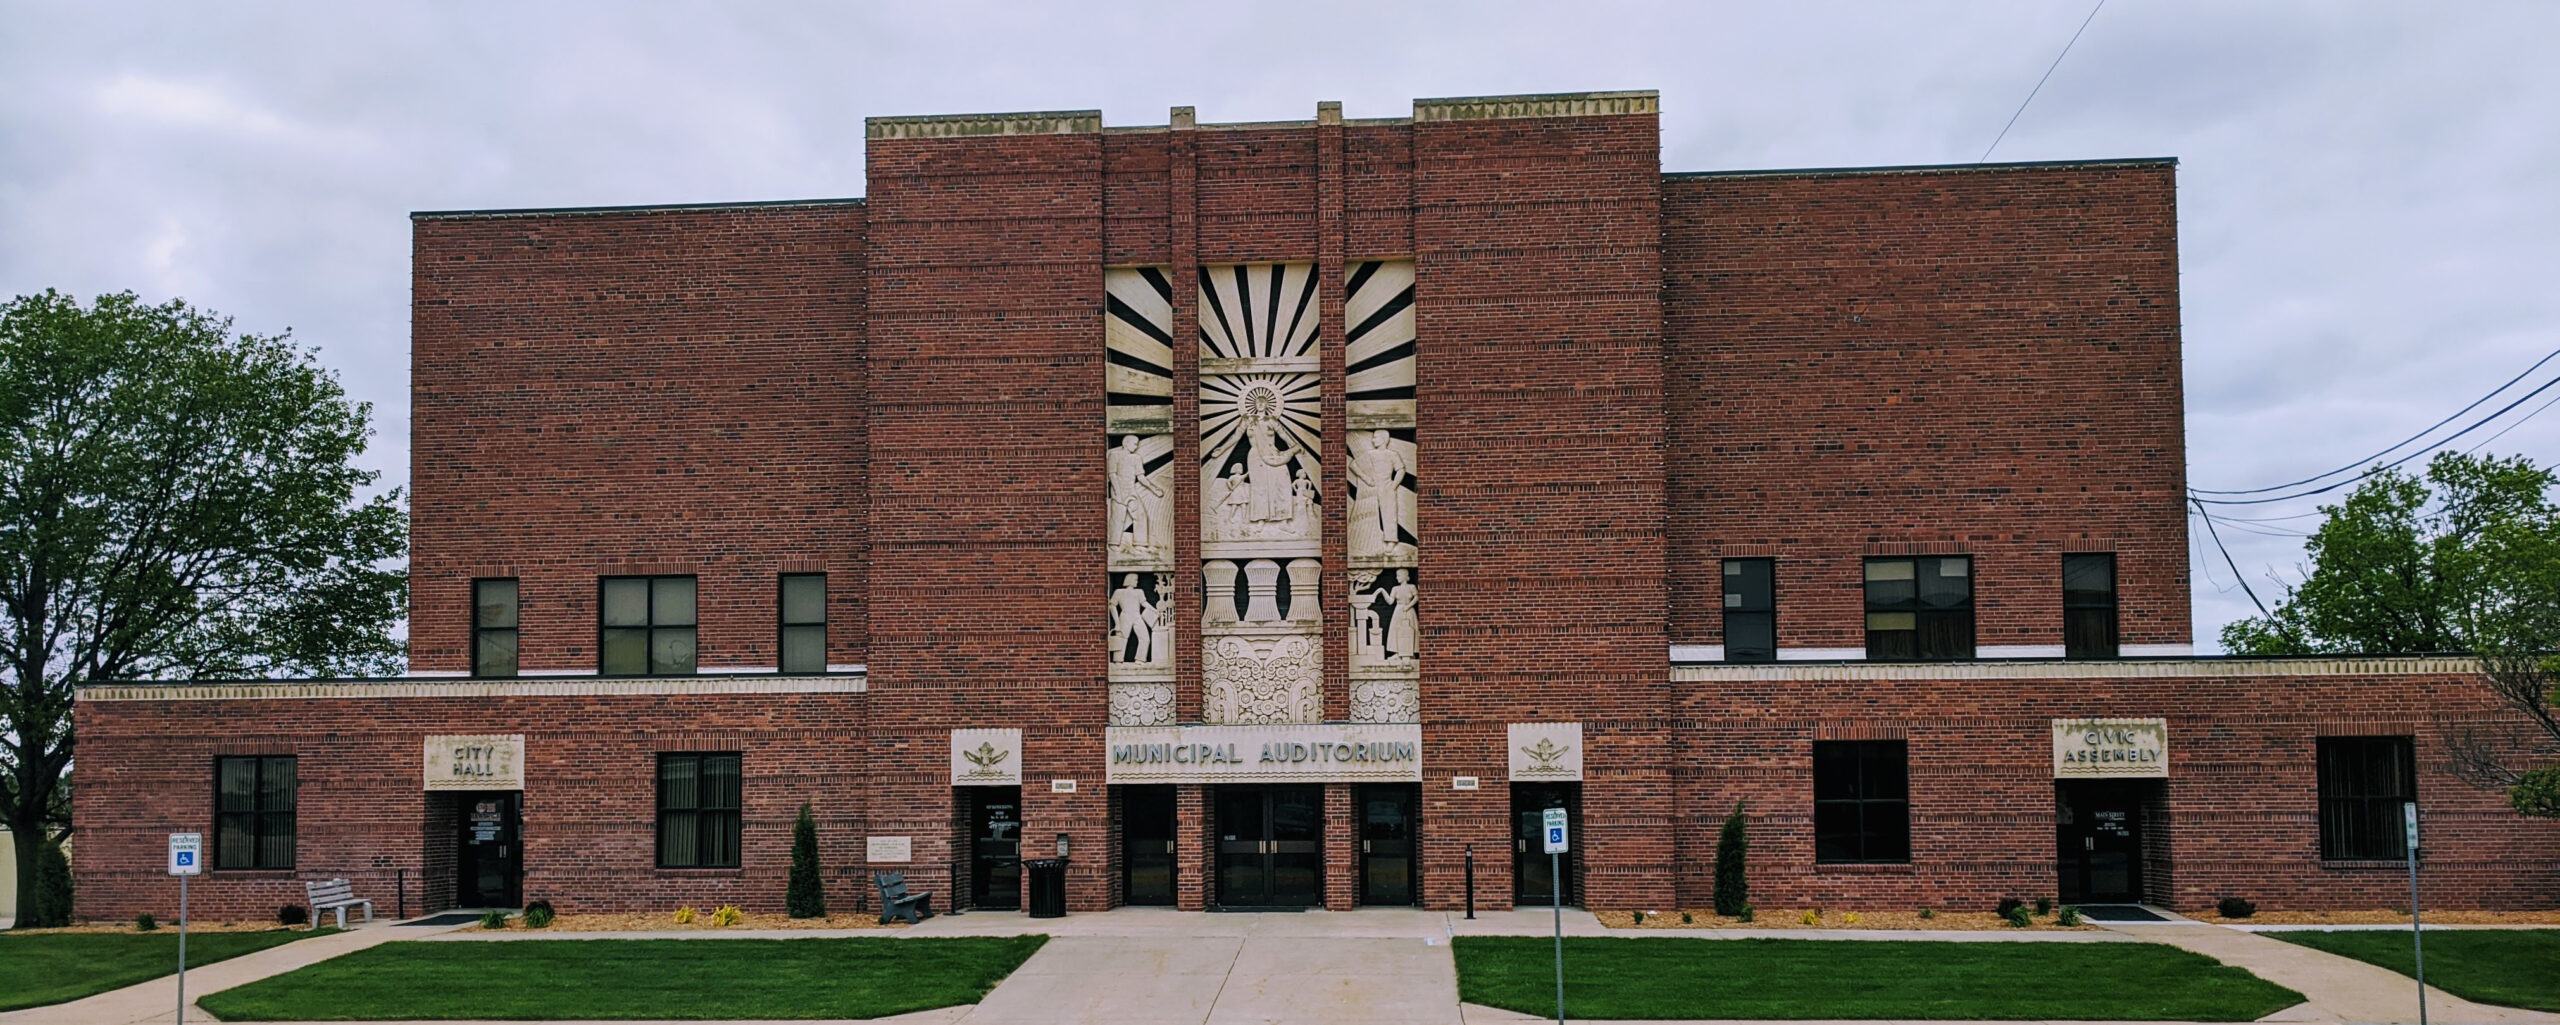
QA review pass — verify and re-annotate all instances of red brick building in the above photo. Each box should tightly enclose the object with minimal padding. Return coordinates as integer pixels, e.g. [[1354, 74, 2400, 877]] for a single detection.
[[72, 92, 2559, 922]]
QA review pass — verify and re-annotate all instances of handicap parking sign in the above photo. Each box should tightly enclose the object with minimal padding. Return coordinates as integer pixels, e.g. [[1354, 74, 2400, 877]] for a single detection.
[[168, 832, 203, 876], [1541, 808, 1569, 854]]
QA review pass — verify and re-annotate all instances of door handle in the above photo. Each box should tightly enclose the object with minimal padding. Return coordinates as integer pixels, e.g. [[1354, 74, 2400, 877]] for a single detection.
[[2084, 837, 2093, 850], [1363, 840, 1372, 853]]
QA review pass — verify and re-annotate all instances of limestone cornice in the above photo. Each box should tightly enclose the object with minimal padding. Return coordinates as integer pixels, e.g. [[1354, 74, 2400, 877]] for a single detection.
[[1413, 90, 1658, 122], [866, 110, 1102, 140], [1671, 655, 2479, 683], [76, 673, 868, 702]]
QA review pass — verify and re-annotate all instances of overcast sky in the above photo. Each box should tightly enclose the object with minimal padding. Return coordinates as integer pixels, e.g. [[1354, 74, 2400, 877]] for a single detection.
[[4, 1, 2555, 650]]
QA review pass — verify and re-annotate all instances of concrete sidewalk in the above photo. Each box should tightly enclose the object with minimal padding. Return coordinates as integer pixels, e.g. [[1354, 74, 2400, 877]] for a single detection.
[[0, 919, 462, 1025]]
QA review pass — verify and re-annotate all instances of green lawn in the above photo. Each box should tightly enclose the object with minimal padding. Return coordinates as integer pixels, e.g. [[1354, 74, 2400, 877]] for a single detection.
[[2269, 929, 2560, 1012], [0, 929, 331, 1011], [1453, 936, 2303, 1021], [196, 935, 1048, 1021]]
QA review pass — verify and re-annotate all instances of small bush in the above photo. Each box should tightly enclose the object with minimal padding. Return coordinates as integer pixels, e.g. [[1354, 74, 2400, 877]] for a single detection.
[[1995, 896, 2025, 918], [2003, 905, 2033, 928], [787, 802, 827, 919], [1840, 911, 1861, 925], [2217, 896, 2257, 919], [1799, 909, 1822, 926], [522, 899, 555, 928], [277, 904, 310, 927], [1917, 907, 1936, 920], [1737, 904, 1755, 923], [711, 904, 744, 927], [1630, 910, 1646, 924], [1680, 911, 1693, 924], [21, 839, 74, 928], [135, 913, 159, 931], [479, 909, 511, 930], [673, 906, 698, 924], [2034, 897, 2054, 915], [2058, 905, 2083, 927], [1712, 802, 1749, 916]]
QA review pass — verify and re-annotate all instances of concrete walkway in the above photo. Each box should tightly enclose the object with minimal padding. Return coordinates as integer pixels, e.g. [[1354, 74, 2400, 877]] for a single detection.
[[2110, 922, 2560, 1025], [0, 919, 464, 1025]]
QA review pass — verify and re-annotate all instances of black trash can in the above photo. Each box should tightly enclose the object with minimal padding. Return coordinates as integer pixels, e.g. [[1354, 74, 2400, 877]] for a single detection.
[[1024, 858, 1069, 918]]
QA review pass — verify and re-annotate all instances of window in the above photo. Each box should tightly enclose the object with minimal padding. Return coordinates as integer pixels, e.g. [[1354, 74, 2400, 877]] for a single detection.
[[1813, 740, 1909, 863], [601, 576, 696, 676], [215, 756, 296, 870], [2063, 554, 2118, 659], [1722, 559, 1775, 663], [779, 573, 827, 674], [657, 752, 742, 868], [473, 579, 519, 677], [2318, 736, 2416, 860], [1864, 557, 1973, 660]]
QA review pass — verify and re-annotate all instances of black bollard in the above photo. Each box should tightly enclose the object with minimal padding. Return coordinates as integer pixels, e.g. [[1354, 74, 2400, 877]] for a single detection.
[[1465, 843, 1476, 919]]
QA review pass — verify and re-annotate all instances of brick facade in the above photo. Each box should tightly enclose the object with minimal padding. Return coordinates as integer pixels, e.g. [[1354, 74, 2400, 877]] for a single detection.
[[70, 91, 2560, 924]]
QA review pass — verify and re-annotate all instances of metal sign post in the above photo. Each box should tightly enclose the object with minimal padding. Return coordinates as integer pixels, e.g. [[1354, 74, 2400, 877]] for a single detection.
[[167, 832, 203, 1024], [2405, 802, 2426, 1025], [1543, 807, 1569, 1025]]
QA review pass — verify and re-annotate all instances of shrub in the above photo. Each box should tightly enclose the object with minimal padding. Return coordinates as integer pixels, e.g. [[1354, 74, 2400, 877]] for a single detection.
[[1680, 911, 1693, 924], [1995, 896, 2025, 918], [1712, 802, 1749, 917], [1630, 910, 1646, 924], [1840, 911, 1861, 925], [1737, 904, 1755, 923], [2217, 896, 2257, 919], [522, 899, 555, 928], [2058, 905, 2083, 927], [479, 909, 511, 930], [787, 802, 826, 919], [135, 913, 159, 931], [1799, 909, 1822, 926], [21, 838, 74, 928], [712, 904, 744, 927], [2003, 905, 2033, 928], [2035, 897, 2054, 915], [674, 906, 698, 925], [278, 904, 310, 926], [1917, 907, 1936, 920]]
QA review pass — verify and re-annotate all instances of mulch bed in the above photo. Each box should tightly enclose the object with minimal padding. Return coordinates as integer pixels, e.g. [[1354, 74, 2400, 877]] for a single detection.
[[1596, 909, 2097, 930]]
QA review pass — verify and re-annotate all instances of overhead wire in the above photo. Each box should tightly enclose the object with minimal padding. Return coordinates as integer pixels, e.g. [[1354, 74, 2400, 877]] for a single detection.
[[2465, 389, 2560, 455], [2191, 372, 2560, 506], [2192, 346, 2560, 495], [1978, 0, 2106, 163]]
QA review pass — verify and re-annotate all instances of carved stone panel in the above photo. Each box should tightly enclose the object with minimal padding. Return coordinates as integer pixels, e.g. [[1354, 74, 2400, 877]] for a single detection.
[[1199, 263, 1321, 374], [1105, 267, 1174, 435], [1348, 568, 1419, 676], [1345, 428, 1417, 566], [1107, 434, 1175, 570], [1344, 260, 1416, 431], [1348, 678, 1419, 724], [1106, 572, 1174, 682], [1201, 634, 1323, 725], [1200, 373, 1322, 558], [1109, 681, 1176, 726]]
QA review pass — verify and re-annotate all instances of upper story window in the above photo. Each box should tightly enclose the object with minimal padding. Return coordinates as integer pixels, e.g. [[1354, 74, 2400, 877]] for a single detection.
[[473, 578, 519, 677], [215, 756, 296, 870], [601, 576, 696, 676], [2063, 554, 2118, 659], [2318, 736, 2415, 861], [1814, 740, 1909, 864], [1722, 559, 1775, 663], [1864, 556, 1973, 661], [779, 573, 827, 674]]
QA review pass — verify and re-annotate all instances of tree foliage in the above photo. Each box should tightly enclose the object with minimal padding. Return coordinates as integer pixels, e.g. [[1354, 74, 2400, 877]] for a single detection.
[[1712, 802, 1748, 917], [2220, 451, 2560, 818], [1, 290, 405, 924], [786, 802, 825, 918]]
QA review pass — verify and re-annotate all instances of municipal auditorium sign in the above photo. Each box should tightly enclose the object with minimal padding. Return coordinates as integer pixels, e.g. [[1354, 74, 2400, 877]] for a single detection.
[[2051, 718, 2169, 779], [1106, 724, 1422, 783]]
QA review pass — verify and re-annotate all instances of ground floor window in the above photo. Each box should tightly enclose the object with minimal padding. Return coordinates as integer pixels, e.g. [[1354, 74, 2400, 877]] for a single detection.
[[2318, 736, 2415, 860], [1814, 740, 1909, 863], [215, 755, 296, 870], [657, 752, 742, 868]]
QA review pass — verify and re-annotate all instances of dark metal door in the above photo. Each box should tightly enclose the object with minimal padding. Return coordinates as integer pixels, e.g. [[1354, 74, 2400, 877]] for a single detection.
[[1512, 782, 1578, 905], [971, 788, 1022, 910], [1215, 786, 1323, 907], [1122, 786, 1176, 906], [2057, 781, 2144, 903], [1359, 784, 1418, 906], [457, 792, 521, 908]]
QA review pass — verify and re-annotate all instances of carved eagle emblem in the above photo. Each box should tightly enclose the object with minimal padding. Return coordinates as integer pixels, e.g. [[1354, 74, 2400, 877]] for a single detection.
[[963, 742, 1010, 770], [1520, 737, 1570, 770]]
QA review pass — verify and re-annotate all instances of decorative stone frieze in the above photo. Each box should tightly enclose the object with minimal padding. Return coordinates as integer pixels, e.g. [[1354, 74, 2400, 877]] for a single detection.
[[1413, 90, 1657, 122], [865, 110, 1103, 139]]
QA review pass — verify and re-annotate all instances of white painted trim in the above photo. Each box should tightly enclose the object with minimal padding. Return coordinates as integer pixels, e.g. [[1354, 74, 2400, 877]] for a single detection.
[[1777, 647, 1865, 661], [78, 675, 868, 702], [1674, 655, 2478, 683], [520, 668, 596, 677], [1669, 645, 1724, 662], [827, 663, 867, 674], [699, 665, 778, 674], [402, 670, 469, 679], [2122, 644, 2196, 657], [1979, 645, 2067, 659]]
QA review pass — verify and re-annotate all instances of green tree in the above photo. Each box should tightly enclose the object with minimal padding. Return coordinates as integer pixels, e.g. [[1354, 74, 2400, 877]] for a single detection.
[[1, 290, 405, 925], [1712, 802, 1748, 917], [786, 802, 825, 918], [2221, 451, 2560, 817]]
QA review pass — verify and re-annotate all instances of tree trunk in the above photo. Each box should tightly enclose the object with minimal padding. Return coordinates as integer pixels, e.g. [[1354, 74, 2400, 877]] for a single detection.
[[9, 817, 45, 927]]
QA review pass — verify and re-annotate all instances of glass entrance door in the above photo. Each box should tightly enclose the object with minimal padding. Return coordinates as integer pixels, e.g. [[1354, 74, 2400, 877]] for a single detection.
[[1512, 782, 1578, 905], [1122, 785, 1176, 906], [457, 791, 521, 908], [970, 787, 1023, 910], [2056, 780, 2145, 903], [1214, 785, 1323, 908], [1358, 784, 1418, 906]]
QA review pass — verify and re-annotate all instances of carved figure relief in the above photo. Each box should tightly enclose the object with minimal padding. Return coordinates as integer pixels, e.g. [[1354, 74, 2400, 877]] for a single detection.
[[1346, 428, 1418, 563], [1344, 261, 1419, 723], [1106, 268, 1176, 721], [1349, 568, 1420, 671], [1108, 572, 1173, 669], [1108, 434, 1174, 566], [1199, 373, 1321, 553]]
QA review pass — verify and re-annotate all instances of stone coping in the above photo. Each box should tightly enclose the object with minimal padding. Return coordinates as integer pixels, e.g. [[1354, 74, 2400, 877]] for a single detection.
[[1673, 654, 2477, 682], [76, 674, 867, 701]]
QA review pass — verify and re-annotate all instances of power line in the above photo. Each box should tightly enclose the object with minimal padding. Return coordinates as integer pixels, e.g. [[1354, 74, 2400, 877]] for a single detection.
[[2192, 346, 2560, 495], [2190, 497, 2271, 617], [2466, 389, 2560, 455], [2191, 372, 2560, 506], [1979, 0, 2106, 163]]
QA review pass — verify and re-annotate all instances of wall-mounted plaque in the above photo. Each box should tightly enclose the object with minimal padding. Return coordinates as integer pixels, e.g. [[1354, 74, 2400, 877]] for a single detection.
[[865, 836, 913, 863], [423, 734, 525, 791], [951, 728, 1022, 787], [1508, 722, 1583, 781], [1106, 723, 1421, 783], [2052, 718, 2169, 778]]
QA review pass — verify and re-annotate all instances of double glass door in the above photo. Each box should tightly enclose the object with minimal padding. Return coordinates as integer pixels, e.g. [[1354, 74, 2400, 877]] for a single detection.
[[1215, 785, 1322, 908]]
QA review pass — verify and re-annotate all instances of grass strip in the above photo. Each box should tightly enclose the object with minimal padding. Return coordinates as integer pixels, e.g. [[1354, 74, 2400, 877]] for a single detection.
[[196, 935, 1047, 1021], [2269, 928, 2560, 1012], [0, 929, 330, 1011], [1453, 935, 2303, 1021]]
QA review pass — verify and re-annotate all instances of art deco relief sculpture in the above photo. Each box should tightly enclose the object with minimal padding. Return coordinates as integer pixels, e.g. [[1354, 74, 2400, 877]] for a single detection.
[[1105, 269, 1179, 724], [1107, 434, 1174, 564], [1349, 568, 1419, 668], [1200, 374, 1322, 552], [1346, 429, 1417, 562], [1343, 260, 1420, 724], [1202, 635, 1324, 725], [1109, 573, 1172, 668]]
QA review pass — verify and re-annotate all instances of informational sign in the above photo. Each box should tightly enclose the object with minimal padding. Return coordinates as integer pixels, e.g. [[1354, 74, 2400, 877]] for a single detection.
[[1106, 723, 1421, 783], [1542, 808, 1569, 854], [951, 728, 1023, 786], [167, 832, 204, 876], [2050, 718, 2168, 779], [1049, 779, 1077, 793], [1452, 776, 1481, 791], [2404, 802, 2420, 852], [865, 835, 914, 864], [1509, 723, 1584, 781], [424, 734, 526, 791]]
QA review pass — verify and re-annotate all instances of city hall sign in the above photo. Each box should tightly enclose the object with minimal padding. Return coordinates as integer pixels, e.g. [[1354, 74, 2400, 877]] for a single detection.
[[1106, 724, 1422, 783]]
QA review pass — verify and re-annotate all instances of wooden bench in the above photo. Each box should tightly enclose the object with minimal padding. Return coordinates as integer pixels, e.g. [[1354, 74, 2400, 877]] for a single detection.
[[304, 878, 373, 929], [872, 872, 935, 925]]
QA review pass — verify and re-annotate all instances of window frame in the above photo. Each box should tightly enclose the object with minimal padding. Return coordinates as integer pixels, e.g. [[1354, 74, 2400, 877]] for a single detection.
[[213, 755, 297, 871], [778, 573, 827, 674], [1812, 740, 1911, 864], [1721, 558, 1776, 663], [655, 751, 744, 869], [472, 578, 520, 678], [2062, 553, 2119, 660], [599, 575, 698, 677], [1863, 556, 1974, 661], [2317, 736, 2417, 861]]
